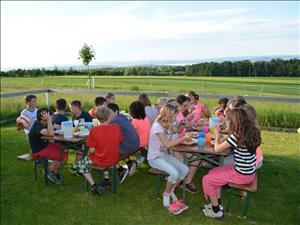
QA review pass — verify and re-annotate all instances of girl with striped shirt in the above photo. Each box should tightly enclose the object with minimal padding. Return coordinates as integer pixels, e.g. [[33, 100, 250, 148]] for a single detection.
[[202, 108, 261, 219]]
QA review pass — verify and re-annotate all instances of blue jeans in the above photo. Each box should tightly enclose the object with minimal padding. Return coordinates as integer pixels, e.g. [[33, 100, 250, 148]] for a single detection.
[[149, 154, 189, 184]]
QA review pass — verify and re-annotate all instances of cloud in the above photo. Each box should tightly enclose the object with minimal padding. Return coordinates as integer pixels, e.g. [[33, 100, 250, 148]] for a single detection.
[[1, 3, 299, 68]]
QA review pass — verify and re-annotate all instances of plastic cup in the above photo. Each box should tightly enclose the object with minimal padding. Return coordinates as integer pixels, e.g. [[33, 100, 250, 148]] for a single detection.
[[198, 131, 205, 138], [205, 133, 212, 143], [197, 137, 205, 147], [209, 117, 220, 129]]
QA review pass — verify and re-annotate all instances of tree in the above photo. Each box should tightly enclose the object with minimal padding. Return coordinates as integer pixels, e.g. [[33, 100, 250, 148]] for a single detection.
[[78, 43, 96, 89]]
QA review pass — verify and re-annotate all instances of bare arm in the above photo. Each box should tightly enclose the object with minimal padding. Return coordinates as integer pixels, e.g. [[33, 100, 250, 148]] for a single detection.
[[40, 111, 54, 137], [88, 147, 95, 154], [157, 132, 191, 149], [214, 128, 231, 153]]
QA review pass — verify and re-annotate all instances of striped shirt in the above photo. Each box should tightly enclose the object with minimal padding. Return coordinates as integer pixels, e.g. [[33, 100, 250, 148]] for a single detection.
[[226, 134, 256, 175]]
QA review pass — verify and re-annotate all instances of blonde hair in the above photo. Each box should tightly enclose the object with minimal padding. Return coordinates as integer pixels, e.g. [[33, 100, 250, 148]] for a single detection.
[[156, 104, 178, 131], [156, 97, 169, 108], [96, 105, 111, 123]]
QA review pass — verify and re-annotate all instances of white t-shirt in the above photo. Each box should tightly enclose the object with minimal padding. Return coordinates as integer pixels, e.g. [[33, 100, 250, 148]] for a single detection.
[[147, 122, 169, 160], [21, 108, 37, 134]]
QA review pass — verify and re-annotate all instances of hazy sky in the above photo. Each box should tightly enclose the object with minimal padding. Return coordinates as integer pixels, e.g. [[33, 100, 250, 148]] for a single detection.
[[1, 1, 299, 69]]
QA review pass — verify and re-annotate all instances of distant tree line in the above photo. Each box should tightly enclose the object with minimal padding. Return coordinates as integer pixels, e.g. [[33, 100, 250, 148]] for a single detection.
[[1, 58, 299, 77]]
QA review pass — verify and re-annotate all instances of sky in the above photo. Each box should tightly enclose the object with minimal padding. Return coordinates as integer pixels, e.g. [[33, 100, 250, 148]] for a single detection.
[[1, 1, 299, 69]]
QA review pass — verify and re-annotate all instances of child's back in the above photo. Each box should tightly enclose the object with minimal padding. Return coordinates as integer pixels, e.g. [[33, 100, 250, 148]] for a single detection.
[[88, 124, 123, 166], [131, 117, 151, 148]]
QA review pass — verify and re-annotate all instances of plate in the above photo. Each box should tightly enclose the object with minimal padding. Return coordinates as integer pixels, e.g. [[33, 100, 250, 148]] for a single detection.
[[185, 132, 199, 138], [54, 129, 64, 135], [183, 138, 197, 145], [74, 130, 89, 137]]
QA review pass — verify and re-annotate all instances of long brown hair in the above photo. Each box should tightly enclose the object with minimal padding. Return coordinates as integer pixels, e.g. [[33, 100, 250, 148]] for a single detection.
[[227, 108, 261, 154]]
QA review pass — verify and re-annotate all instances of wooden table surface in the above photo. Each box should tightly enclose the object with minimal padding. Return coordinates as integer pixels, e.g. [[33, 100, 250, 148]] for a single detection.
[[41, 134, 87, 143], [171, 143, 228, 156]]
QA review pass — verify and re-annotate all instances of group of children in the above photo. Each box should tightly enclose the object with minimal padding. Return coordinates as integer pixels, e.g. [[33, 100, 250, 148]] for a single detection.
[[17, 91, 262, 219]]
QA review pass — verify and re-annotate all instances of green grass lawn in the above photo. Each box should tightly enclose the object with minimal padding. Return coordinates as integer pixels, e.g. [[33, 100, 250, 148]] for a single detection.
[[1, 123, 299, 225], [1, 76, 300, 97]]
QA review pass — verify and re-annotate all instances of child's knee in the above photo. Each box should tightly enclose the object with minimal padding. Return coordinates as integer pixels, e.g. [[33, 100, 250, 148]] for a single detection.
[[168, 170, 179, 184]]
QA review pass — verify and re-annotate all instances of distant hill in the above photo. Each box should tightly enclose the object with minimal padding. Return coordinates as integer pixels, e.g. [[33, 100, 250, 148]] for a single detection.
[[2, 54, 299, 71]]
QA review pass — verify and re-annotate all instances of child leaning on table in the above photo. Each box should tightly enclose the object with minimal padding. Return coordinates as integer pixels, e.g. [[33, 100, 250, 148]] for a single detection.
[[148, 103, 191, 215], [201, 108, 261, 219], [28, 108, 68, 184], [76, 105, 123, 196]]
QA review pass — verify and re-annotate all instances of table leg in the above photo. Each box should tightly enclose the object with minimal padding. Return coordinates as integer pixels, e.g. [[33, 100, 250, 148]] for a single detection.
[[182, 152, 187, 202], [59, 143, 64, 184]]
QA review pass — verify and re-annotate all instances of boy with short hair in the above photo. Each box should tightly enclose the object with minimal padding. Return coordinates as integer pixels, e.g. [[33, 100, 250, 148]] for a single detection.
[[28, 108, 68, 184], [20, 94, 38, 134], [104, 92, 116, 104], [52, 98, 69, 130], [88, 96, 107, 118], [70, 100, 93, 123], [107, 103, 140, 183], [75, 105, 123, 195]]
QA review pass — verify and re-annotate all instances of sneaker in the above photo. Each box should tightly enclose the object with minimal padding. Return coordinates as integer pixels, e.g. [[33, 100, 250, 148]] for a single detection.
[[203, 204, 224, 211], [174, 199, 189, 211], [47, 171, 62, 184], [202, 207, 224, 219], [128, 162, 137, 176], [182, 183, 199, 194], [68, 165, 83, 177], [167, 202, 184, 215], [136, 156, 145, 168], [119, 167, 129, 184], [92, 184, 104, 196]]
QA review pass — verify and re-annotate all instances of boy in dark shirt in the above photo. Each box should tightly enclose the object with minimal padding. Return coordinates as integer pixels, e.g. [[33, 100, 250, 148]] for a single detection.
[[52, 98, 69, 130], [107, 103, 140, 184], [28, 108, 68, 184], [69, 100, 92, 176], [70, 100, 92, 124]]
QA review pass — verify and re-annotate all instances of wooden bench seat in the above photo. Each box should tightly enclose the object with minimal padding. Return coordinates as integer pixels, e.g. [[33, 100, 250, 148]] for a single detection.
[[229, 176, 257, 193], [86, 164, 115, 171], [148, 168, 168, 176]]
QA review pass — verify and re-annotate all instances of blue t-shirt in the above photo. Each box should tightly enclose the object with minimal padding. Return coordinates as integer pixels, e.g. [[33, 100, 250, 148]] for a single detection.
[[72, 112, 93, 123], [109, 114, 140, 155], [52, 113, 69, 127]]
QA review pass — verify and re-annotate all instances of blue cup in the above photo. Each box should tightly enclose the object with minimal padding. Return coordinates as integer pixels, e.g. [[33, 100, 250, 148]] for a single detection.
[[197, 137, 205, 147], [86, 122, 93, 129], [198, 131, 205, 138]]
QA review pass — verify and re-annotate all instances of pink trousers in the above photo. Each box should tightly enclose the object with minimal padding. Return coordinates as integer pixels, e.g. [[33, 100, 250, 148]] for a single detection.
[[202, 164, 256, 200]]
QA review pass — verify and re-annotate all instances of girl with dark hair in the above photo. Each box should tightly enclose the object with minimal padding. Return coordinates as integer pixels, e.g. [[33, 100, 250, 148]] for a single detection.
[[185, 91, 210, 122], [129, 101, 151, 167], [202, 108, 261, 219]]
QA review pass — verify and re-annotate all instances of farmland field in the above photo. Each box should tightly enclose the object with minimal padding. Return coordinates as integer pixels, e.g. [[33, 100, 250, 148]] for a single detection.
[[1, 76, 300, 128], [1, 76, 300, 97]]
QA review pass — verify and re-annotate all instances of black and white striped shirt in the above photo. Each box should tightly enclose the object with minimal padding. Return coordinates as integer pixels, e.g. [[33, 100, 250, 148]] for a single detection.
[[226, 134, 256, 175]]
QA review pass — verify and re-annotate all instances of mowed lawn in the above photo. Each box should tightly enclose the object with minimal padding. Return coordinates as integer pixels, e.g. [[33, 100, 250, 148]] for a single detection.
[[1, 76, 300, 97], [1, 123, 299, 225]]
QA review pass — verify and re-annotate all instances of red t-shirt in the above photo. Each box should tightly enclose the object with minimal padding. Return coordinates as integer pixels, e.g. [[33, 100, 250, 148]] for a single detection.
[[87, 124, 123, 166]]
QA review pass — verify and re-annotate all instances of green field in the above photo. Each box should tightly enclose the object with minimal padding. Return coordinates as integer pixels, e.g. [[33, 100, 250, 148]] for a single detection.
[[1, 76, 300, 97], [1, 76, 300, 128], [1, 124, 299, 225]]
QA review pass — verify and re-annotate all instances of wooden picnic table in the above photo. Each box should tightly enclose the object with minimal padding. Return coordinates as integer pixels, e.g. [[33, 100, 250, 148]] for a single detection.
[[171, 142, 229, 201]]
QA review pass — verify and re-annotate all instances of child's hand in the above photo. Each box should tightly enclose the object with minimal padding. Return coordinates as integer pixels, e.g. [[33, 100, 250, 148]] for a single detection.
[[41, 111, 51, 121]]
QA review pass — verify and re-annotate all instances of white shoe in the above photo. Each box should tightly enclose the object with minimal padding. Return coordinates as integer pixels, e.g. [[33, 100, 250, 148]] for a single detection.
[[202, 207, 224, 219], [203, 203, 224, 211]]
